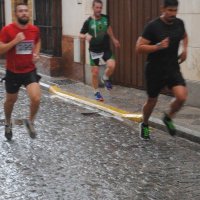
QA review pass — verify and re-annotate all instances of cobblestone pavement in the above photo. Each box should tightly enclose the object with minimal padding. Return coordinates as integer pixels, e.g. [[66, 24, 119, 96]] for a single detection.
[[40, 76, 200, 134], [0, 87, 200, 200]]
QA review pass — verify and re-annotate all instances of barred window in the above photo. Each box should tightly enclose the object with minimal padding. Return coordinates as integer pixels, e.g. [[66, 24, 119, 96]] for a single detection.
[[0, 0, 5, 31], [34, 0, 62, 56]]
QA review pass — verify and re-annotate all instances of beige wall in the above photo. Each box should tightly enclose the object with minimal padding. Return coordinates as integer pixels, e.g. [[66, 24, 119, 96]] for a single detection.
[[178, 0, 200, 81]]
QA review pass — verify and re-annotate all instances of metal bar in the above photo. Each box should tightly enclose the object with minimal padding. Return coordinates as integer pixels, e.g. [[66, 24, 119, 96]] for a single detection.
[[34, 0, 62, 56]]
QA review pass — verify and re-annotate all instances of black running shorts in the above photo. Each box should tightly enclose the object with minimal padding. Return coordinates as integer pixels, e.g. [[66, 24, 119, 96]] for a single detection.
[[89, 49, 115, 66], [145, 68, 186, 98], [4, 69, 41, 94]]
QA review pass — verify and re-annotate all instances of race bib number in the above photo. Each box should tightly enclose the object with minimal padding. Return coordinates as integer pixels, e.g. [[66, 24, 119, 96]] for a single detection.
[[16, 40, 34, 55], [90, 51, 104, 59]]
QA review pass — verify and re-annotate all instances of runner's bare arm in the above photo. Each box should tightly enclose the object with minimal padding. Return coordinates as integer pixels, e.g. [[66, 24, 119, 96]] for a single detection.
[[79, 33, 92, 43], [183, 33, 188, 50], [136, 36, 169, 54], [179, 32, 188, 64], [33, 38, 41, 55], [79, 33, 86, 39], [33, 38, 41, 62], [0, 32, 25, 55], [107, 26, 120, 48]]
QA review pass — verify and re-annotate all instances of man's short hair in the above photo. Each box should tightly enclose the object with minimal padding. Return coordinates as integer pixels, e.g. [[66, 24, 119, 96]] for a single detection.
[[162, 0, 179, 7], [92, 0, 103, 7], [15, 3, 28, 12]]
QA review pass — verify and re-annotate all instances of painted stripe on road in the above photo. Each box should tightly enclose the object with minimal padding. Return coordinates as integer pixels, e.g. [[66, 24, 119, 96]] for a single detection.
[[48, 85, 142, 123]]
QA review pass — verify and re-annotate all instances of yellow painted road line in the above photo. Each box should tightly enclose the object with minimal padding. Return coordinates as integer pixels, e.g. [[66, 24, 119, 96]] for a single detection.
[[49, 85, 142, 123]]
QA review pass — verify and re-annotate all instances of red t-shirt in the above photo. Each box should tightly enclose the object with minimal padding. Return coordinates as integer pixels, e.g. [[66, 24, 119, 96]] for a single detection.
[[0, 23, 40, 73]]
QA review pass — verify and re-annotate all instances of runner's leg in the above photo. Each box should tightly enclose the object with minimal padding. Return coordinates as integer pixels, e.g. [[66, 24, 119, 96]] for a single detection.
[[168, 85, 187, 118], [142, 97, 158, 125], [102, 50, 115, 80], [26, 82, 41, 122], [91, 66, 99, 90], [104, 59, 115, 79], [4, 93, 18, 125]]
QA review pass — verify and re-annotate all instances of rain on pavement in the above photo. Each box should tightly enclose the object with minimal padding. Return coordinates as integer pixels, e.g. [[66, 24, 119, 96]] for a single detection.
[[0, 84, 200, 200]]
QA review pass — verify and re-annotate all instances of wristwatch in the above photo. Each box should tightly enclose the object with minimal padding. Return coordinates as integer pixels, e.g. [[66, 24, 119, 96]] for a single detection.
[[156, 42, 162, 49]]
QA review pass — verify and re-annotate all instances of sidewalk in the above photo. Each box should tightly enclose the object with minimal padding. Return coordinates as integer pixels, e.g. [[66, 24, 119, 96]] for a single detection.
[[39, 73, 200, 144], [0, 65, 199, 143]]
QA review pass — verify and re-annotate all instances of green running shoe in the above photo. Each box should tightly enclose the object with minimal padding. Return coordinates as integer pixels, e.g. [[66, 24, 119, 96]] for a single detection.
[[139, 123, 150, 140], [162, 113, 176, 136]]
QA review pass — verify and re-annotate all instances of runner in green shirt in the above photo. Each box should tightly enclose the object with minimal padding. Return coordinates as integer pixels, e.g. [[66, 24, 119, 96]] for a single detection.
[[80, 0, 120, 101]]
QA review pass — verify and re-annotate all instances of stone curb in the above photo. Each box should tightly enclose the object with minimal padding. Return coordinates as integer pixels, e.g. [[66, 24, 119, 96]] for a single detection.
[[149, 117, 200, 144], [0, 66, 198, 144], [40, 82, 143, 123], [40, 82, 200, 144]]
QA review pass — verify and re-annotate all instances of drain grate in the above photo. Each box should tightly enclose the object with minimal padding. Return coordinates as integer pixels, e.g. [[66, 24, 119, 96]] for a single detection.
[[81, 112, 99, 116], [51, 79, 77, 85]]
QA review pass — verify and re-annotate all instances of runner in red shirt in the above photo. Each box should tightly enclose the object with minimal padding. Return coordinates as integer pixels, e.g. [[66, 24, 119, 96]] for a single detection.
[[0, 3, 41, 140]]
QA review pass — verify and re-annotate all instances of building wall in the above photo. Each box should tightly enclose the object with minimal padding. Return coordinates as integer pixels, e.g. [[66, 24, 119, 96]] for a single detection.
[[178, 0, 200, 107], [61, 0, 107, 82], [62, 0, 107, 36], [61, 0, 107, 65], [4, 0, 12, 25], [61, 0, 87, 80], [3, 0, 200, 81], [178, 0, 200, 81], [3, 0, 200, 103]]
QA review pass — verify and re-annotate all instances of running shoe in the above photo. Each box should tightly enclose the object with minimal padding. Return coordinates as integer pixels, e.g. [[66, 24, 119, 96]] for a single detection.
[[24, 119, 37, 139], [101, 78, 113, 90], [162, 113, 176, 136], [94, 92, 104, 101], [139, 123, 150, 140], [5, 124, 13, 141]]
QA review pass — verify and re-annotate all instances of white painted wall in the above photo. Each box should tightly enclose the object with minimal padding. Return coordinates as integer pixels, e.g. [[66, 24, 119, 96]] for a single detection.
[[178, 0, 200, 81], [62, 0, 107, 65], [62, 0, 107, 36], [62, 0, 84, 36], [4, 0, 12, 25]]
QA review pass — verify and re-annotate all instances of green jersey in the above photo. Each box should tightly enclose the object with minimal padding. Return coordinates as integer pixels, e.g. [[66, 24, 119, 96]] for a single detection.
[[80, 14, 110, 52]]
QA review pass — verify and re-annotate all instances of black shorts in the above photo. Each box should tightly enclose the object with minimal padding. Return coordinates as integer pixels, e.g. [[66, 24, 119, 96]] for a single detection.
[[145, 68, 186, 98], [89, 49, 115, 66], [4, 69, 41, 94]]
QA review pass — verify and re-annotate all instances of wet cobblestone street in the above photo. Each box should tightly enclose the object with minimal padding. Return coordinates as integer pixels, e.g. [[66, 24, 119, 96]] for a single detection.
[[0, 87, 200, 200]]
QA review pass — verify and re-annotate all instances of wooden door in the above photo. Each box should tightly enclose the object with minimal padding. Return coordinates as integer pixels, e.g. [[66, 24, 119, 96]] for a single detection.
[[108, 0, 161, 89]]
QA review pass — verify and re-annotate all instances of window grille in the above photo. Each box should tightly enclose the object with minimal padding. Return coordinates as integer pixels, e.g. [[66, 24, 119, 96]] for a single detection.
[[34, 0, 62, 56], [0, 0, 5, 31]]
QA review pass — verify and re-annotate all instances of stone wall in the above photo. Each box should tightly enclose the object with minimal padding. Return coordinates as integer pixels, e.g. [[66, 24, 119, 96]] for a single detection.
[[61, 35, 85, 82]]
